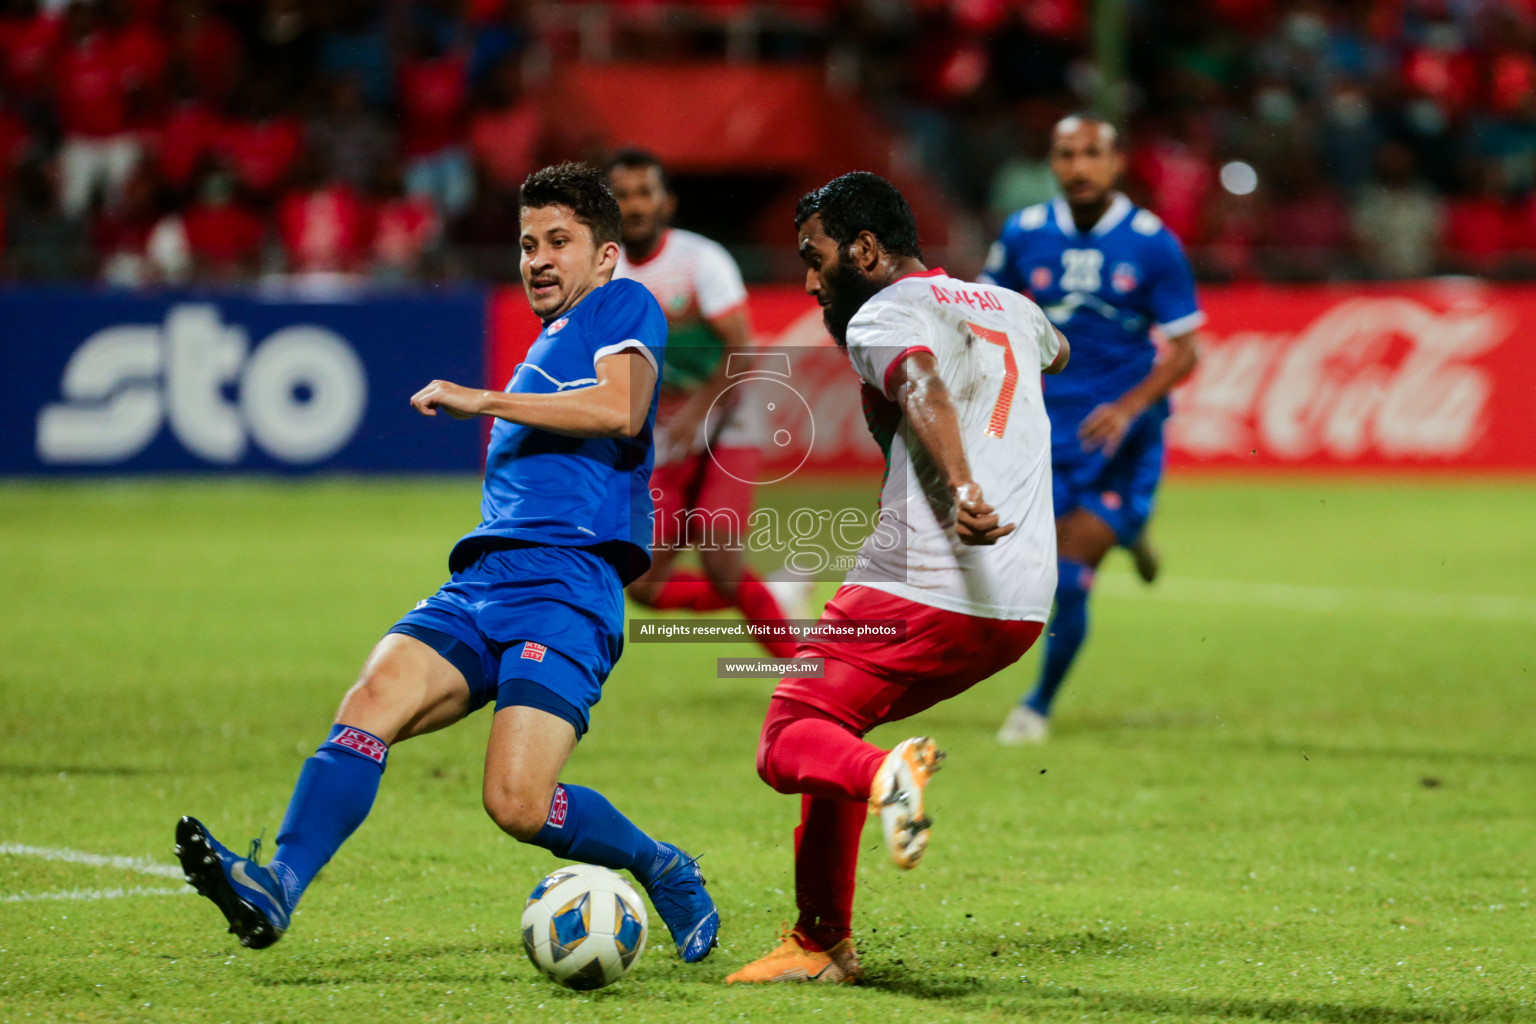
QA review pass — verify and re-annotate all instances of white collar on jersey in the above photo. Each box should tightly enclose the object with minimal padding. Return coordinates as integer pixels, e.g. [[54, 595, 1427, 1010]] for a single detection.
[[1052, 193, 1132, 237]]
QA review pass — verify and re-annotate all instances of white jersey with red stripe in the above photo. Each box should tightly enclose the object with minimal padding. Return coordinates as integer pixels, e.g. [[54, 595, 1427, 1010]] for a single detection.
[[841, 268, 1062, 621], [615, 227, 762, 458]]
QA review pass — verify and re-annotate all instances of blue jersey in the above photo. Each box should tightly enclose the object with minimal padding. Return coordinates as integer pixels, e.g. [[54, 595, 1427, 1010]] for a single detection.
[[449, 277, 666, 584], [982, 194, 1203, 446]]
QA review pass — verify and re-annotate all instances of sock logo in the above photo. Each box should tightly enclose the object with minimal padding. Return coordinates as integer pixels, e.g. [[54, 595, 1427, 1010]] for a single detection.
[[521, 641, 548, 662], [332, 727, 387, 763], [546, 785, 568, 828]]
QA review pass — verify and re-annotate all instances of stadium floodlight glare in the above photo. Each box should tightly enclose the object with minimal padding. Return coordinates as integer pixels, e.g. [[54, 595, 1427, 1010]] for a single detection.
[[1220, 161, 1259, 196]]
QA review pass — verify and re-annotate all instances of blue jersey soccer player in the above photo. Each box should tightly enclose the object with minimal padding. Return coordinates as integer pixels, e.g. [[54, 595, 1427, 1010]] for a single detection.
[[174, 163, 720, 964], [983, 115, 1203, 744]]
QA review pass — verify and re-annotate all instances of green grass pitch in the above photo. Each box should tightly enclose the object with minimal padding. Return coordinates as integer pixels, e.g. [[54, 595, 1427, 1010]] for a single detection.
[[1, 476, 1533, 1023]]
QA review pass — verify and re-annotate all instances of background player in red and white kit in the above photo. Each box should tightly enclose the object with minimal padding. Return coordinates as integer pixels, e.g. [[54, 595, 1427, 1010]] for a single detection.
[[608, 150, 810, 656], [727, 172, 1070, 984]]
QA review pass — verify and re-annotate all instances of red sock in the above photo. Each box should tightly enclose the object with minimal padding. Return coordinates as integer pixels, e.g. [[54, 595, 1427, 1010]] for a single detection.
[[649, 570, 733, 612], [756, 697, 886, 802], [794, 794, 865, 950], [736, 570, 795, 657]]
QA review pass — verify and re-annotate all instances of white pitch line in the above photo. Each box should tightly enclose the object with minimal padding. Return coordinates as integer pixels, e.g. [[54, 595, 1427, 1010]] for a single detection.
[[3, 885, 191, 904], [0, 843, 186, 880], [1097, 574, 1536, 624]]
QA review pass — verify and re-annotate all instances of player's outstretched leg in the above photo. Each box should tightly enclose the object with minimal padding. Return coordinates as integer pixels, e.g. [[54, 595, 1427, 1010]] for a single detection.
[[1129, 529, 1160, 584], [175, 817, 291, 949], [639, 841, 721, 963], [1000, 558, 1093, 744], [512, 782, 720, 962], [868, 736, 945, 870], [176, 722, 389, 948], [726, 795, 865, 984], [485, 706, 719, 963]]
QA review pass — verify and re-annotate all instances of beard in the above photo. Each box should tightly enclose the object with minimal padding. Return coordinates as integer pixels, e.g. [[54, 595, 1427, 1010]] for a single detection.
[[821, 257, 885, 347]]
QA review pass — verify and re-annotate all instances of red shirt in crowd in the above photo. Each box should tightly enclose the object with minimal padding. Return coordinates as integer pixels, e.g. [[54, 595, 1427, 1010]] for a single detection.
[[55, 32, 131, 137], [182, 199, 266, 270], [469, 100, 540, 188], [1268, 188, 1352, 258], [218, 116, 305, 194], [151, 100, 227, 189], [1132, 138, 1211, 245], [112, 18, 168, 95], [278, 184, 369, 272], [372, 195, 440, 267], [398, 54, 468, 157], [0, 106, 30, 169], [0, 9, 61, 99], [171, 12, 241, 103], [1443, 196, 1516, 273]]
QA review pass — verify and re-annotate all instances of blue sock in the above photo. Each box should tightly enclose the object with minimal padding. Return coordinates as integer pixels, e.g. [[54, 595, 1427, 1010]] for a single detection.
[[1025, 559, 1093, 717], [269, 724, 388, 908], [529, 784, 669, 885]]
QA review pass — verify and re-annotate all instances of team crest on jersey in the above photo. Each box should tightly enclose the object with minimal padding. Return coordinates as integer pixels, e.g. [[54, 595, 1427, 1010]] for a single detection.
[[521, 641, 548, 662], [1030, 266, 1052, 290], [547, 317, 569, 335], [1111, 263, 1139, 293]]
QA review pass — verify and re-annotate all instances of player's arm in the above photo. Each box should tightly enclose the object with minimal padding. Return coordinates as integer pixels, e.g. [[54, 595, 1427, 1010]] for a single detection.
[[1081, 229, 1202, 454], [887, 352, 1015, 546], [1045, 327, 1070, 374], [1079, 327, 1198, 454], [410, 351, 658, 439]]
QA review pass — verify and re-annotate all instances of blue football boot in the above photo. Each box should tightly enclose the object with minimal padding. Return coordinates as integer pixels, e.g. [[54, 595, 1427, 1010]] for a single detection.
[[642, 843, 719, 963], [175, 816, 291, 949]]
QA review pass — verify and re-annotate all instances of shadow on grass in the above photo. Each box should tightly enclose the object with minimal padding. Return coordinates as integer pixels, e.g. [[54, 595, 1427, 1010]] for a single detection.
[[1215, 738, 1536, 768], [862, 974, 1535, 1023], [1036, 987, 1536, 1024], [0, 763, 157, 777]]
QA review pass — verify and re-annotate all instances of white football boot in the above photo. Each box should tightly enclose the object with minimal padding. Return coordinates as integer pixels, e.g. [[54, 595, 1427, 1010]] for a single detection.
[[868, 736, 944, 870], [996, 704, 1050, 745]]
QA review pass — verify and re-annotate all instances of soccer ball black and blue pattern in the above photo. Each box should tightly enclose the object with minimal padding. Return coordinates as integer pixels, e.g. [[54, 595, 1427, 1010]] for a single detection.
[[521, 864, 649, 990]]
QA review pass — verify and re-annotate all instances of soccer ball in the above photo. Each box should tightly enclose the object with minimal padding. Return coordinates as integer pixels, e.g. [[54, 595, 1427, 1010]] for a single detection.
[[521, 864, 648, 990]]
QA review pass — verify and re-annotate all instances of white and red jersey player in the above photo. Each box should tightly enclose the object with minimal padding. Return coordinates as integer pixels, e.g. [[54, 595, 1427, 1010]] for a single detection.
[[609, 152, 804, 659], [839, 268, 1062, 621], [614, 226, 764, 458], [744, 269, 1064, 981]]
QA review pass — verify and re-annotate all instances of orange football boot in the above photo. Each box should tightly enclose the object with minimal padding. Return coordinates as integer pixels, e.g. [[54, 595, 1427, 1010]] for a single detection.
[[724, 927, 862, 984]]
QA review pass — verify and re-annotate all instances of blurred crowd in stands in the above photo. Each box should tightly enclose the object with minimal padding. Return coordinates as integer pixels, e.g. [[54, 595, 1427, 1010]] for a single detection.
[[864, 0, 1536, 280], [0, 0, 539, 286], [5, 0, 1536, 285]]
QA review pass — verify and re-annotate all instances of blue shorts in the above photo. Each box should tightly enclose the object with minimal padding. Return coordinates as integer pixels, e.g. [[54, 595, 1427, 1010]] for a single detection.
[[387, 544, 625, 738], [1052, 412, 1164, 547]]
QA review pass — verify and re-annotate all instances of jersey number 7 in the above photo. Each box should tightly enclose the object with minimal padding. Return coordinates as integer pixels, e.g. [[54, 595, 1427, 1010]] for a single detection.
[[967, 322, 1017, 438]]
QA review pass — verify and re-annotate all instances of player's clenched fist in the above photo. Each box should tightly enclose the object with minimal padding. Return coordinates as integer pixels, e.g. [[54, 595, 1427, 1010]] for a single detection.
[[411, 380, 486, 419], [953, 481, 1016, 546]]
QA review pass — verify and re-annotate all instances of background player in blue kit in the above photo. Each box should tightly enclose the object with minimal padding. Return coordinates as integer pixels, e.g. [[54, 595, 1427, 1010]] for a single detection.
[[173, 163, 720, 963], [984, 115, 1204, 745]]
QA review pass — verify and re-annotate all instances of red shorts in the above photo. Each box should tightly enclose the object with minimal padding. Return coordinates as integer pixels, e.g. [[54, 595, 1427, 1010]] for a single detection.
[[650, 446, 759, 549], [773, 585, 1043, 735]]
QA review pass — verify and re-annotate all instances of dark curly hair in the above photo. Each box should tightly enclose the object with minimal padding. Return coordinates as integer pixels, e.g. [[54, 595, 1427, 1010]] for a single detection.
[[519, 162, 622, 247], [794, 171, 922, 260]]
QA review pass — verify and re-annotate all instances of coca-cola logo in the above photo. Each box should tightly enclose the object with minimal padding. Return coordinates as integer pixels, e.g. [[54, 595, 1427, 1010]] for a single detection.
[[1169, 296, 1508, 462]]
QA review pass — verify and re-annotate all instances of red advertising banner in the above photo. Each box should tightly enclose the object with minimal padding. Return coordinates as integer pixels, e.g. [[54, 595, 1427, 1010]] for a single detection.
[[1169, 283, 1536, 471], [487, 282, 1536, 475]]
